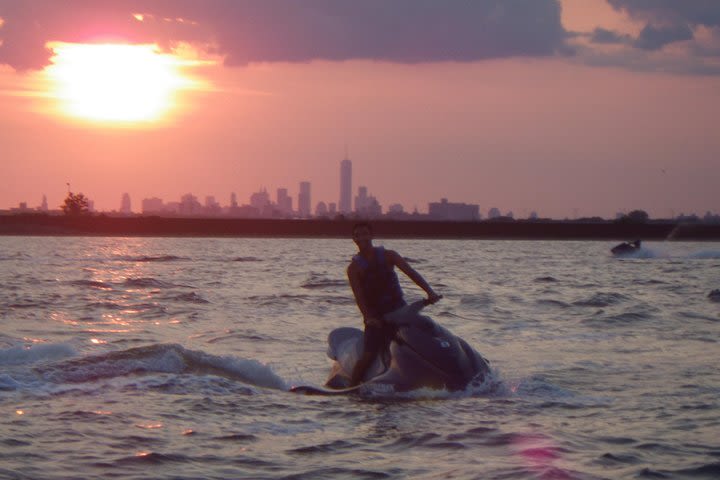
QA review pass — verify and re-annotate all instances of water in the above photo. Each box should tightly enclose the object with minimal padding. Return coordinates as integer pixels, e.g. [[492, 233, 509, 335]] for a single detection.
[[1, 236, 719, 479]]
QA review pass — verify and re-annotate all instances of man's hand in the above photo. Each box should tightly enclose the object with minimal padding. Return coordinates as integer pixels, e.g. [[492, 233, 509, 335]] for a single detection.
[[426, 291, 442, 305]]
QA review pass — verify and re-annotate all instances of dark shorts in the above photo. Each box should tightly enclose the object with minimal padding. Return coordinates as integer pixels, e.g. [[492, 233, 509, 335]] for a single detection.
[[363, 322, 395, 355]]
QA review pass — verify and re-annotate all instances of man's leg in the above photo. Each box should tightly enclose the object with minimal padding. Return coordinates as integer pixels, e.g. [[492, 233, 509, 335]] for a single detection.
[[350, 325, 383, 386], [350, 350, 376, 386]]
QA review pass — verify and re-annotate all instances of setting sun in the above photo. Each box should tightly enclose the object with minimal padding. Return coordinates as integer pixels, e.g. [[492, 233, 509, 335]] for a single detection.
[[45, 42, 198, 124]]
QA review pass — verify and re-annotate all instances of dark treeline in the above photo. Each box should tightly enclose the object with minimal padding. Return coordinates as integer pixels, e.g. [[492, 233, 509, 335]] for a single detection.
[[1, 214, 720, 240]]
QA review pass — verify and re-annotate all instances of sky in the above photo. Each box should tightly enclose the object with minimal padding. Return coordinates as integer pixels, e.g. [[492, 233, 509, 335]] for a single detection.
[[1, 0, 719, 219]]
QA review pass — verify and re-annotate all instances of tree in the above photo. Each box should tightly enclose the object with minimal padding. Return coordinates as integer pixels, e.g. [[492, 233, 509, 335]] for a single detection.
[[616, 209, 649, 224], [626, 209, 649, 223], [61, 192, 90, 216]]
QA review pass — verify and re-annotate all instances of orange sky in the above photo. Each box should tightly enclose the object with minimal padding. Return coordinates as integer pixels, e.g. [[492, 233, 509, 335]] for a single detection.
[[1, 0, 719, 219]]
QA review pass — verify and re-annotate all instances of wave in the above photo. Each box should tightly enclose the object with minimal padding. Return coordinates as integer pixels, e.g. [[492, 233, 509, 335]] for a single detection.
[[572, 292, 630, 308], [355, 368, 505, 400], [123, 277, 192, 289], [0, 252, 33, 261], [232, 256, 262, 262], [116, 255, 188, 262], [35, 343, 287, 391], [301, 273, 347, 290], [67, 279, 114, 290], [612, 248, 720, 260], [536, 299, 571, 309], [169, 292, 210, 304], [66, 277, 194, 292], [508, 374, 612, 408], [459, 293, 494, 308], [0, 343, 77, 366], [637, 462, 720, 479], [687, 250, 720, 259], [582, 310, 654, 327]]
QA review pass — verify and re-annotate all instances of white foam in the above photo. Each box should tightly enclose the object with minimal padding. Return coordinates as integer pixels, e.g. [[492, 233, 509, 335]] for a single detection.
[[0, 374, 20, 390], [687, 250, 720, 259], [184, 348, 288, 391], [0, 343, 77, 366]]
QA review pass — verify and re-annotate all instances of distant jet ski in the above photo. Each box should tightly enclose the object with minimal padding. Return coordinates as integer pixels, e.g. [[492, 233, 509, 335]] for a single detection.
[[292, 300, 490, 395], [611, 239, 642, 256]]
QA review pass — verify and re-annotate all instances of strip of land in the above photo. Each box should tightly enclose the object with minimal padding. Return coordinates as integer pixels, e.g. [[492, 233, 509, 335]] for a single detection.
[[1, 214, 719, 240]]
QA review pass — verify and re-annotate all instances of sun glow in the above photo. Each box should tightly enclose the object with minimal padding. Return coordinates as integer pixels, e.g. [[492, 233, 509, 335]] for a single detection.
[[45, 42, 199, 124]]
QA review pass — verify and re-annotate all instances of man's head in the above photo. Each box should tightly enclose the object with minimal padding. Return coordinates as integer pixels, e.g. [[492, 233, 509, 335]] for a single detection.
[[352, 222, 373, 250]]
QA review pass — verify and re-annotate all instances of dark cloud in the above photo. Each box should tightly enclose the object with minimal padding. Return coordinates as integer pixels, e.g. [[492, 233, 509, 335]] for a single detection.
[[607, 0, 720, 27], [0, 0, 568, 71], [633, 23, 694, 51], [604, 1, 720, 57], [590, 28, 631, 45]]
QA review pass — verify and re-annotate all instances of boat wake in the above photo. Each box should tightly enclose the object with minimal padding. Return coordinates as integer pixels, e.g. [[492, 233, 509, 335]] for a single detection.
[[0, 343, 288, 397]]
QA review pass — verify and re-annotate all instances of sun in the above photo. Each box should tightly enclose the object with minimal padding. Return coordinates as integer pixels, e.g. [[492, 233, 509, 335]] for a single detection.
[[45, 42, 198, 124]]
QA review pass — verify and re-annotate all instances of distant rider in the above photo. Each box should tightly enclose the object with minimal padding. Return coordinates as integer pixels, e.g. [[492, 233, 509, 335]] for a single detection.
[[347, 222, 441, 386]]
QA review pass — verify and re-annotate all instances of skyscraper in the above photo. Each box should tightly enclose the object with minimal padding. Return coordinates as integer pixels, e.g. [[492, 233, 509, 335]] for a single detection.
[[120, 193, 131, 214], [298, 181, 311, 218], [339, 158, 352, 214], [276, 188, 293, 215]]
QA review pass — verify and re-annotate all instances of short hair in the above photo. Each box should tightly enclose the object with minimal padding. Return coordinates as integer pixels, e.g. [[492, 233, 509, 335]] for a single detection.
[[352, 222, 372, 235]]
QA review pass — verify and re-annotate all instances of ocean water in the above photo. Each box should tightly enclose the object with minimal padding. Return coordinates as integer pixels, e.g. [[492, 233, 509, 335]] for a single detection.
[[1, 236, 719, 480]]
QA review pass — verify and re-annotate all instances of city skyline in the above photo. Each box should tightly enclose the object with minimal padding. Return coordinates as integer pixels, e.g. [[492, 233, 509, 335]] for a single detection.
[[3, 156, 504, 220], [3, 150, 718, 222], [1, 1, 719, 219]]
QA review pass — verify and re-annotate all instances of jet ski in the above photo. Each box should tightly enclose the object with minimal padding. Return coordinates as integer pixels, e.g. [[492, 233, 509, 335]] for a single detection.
[[611, 239, 642, 256], [300, 300, 491, 394]]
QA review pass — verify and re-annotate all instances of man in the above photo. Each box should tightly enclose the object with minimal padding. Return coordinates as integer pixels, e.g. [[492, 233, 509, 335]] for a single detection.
[[347, 222, 441, 386]]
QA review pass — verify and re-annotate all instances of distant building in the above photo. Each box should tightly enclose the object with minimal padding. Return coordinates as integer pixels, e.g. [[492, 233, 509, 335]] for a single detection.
[[355, 186, 367, 212], [276, 188, 293, 216], [179, 193, 202, 215], [339, 158, 352, 214], [142, 197, 164, 214], [230, 192, 238, 208], [355, 186, 382, 218], [315, 201, 328, 217], [386, 203, 408, 220], [11, 202, 31, 213], [298, 181, 311, 217], [120, 193, 132, 214], [39, 195, 48, 212], [250, 188, 271, 211], [388, 204, 404, 214], [429, 198, 479, 221], [205, 196, 221, 215], [328, 202, 337, 216], [164, 201, 180, 214]]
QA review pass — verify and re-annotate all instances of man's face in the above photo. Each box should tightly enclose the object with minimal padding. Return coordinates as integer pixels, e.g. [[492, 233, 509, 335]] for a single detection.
[[352, 226, 372, 249]]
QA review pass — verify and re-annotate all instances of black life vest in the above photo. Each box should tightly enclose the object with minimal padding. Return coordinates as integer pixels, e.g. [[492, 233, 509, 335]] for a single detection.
[[352, 246, 406, 316]]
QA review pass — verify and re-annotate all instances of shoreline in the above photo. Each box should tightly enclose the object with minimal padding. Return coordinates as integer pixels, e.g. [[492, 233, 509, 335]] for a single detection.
[[2, 214, 719, 240]]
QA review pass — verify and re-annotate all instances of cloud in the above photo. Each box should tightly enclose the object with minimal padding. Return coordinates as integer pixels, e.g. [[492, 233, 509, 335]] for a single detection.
[[633, 23, 694, 50], [607, 0, 720, 50], [590, 27, 631, 45], [0, 0, 568, 71], [607, 0, 720, 28], [566, 1, 720, 75]]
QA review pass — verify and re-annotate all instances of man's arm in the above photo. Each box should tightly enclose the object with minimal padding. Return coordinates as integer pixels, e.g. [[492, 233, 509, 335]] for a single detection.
[[388, 250, 442, 304], [347, 262, 383, 326]]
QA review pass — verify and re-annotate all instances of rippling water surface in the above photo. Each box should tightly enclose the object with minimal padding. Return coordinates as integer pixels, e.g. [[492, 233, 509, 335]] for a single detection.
[[1, 236, 719, 479]]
